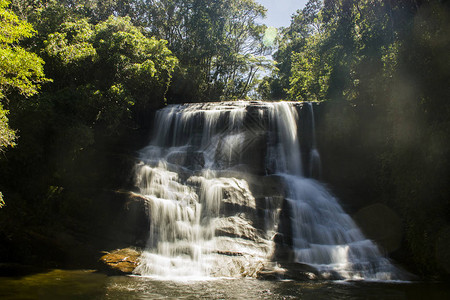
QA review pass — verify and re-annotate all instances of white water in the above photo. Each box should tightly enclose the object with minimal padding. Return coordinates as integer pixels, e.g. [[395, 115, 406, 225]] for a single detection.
[[133, 101, 401, 280], [133, 102, 272, 278]]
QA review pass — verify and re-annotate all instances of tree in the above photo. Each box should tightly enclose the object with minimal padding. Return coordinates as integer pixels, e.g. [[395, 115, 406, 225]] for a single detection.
[[0, 12, 178, 210], [0, 0, 49, 206], [138, 0, 271, 101], [42, 16, 178, 129], [0, 0, 48, 102], [288, 34, 331, 101], [14, 0, 273, 101], [11, 0, 137, 24], [263, 0, 329, 100]]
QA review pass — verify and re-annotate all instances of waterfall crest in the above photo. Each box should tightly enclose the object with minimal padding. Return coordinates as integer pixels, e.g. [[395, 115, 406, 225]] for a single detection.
[[132, 101, 401, 280]]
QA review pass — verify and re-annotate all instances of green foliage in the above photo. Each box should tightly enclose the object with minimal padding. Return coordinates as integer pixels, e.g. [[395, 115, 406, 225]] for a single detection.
[[41, 16, 178, 134], [261, 0, 324, 100], [11, 0, 136, 24], [44, 19, 96, 66], [0, 103, 15, 152], [280, 0, 450, 278], [0, 0, 50, 207], [12, 0, 273, 101], [288, 34, 331, 101], [93, 16, 178, 106], [140, 0, 272, 100], [0, 0, 49, 99], [0, 0, 34, 43], [0, 6, 178, 216], [264, 0, 420, 103]]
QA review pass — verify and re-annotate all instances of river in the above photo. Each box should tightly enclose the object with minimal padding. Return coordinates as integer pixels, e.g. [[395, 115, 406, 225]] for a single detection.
[[0, 269, 449, 299]]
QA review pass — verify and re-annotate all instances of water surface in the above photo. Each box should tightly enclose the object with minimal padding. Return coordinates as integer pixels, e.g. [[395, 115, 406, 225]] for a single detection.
[[1, 269, 449, 299]]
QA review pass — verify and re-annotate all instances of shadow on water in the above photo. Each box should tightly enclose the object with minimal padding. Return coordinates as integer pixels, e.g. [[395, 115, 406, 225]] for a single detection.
[[0, 264, 50, 278], [0, 269, 107, 300], [1, 269, 450, 300]]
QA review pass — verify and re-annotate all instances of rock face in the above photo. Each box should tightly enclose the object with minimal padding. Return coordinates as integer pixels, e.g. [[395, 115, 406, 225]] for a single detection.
[[99, 248, 141, 275], [126, 101, 403, 281]]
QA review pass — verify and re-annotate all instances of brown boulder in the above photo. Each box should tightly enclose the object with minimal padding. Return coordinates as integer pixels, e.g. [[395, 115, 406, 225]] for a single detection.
[[99, 248, 141, 275]]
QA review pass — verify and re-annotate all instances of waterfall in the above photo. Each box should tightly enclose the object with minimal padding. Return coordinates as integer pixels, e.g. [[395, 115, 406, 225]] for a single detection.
[[132, 101, 401, 280]]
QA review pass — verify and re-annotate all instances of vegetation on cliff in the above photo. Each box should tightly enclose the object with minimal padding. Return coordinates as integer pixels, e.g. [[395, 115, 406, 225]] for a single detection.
[[260, 0, 449, 278]]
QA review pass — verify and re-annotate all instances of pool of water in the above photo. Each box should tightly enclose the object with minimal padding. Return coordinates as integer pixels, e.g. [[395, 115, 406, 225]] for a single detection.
[[0, 269, 449, 299]]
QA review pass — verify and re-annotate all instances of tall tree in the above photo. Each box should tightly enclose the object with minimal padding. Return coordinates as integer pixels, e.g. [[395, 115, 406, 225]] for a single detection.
[[0, 0, 49, 206], [138, 0, 272, 101], [0, 12, 178, 212], [36, 15, 178, 175], [0, 0, 48, 103], [259, 0, 324, 100]]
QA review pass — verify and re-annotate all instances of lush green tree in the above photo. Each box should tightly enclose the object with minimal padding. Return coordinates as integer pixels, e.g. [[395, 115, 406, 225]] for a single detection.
[[288, 33, 330, 101], [8, 15, 177, 195], [14, 0, 273, 101], [42, 16, 178, 127], [0, 12, 178, 214], [138, 0, 272, 101], [262, 0, 450, 278], [11, 0, 137, 24], [0, 103, 15, 207], [260, 0, 324, 100], [0, 0, 49, 206], [0, 104, 15, 151], [0, 0, 48, 101]]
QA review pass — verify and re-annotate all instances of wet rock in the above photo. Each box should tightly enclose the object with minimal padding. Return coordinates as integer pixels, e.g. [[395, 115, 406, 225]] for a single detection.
[[214, 216, 264, 242], [272, 238, 295, 262], [262, 176, 286, 198], [256, 262, 322, 281], [166, 150, 205, 170], [256, 269, 284, 280], [208, 253, 266, 278], [213, 236, 272, 264], [187, 151, 205, 169], [256, 264, 287, 281], [99, 248, 141, 275], [353, 203, 403, 254], [110, 191, 150, 248], [214, 250, 244, 256], [166, 151, 187, 166], [277, 262, 322, 281]]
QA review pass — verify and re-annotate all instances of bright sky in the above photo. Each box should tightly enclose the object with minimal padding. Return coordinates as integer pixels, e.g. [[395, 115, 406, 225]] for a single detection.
[[256, 0, 308, 28]]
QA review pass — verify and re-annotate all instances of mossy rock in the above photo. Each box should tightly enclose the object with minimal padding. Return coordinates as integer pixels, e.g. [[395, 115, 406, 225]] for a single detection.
[[99, 248, 141, 275]]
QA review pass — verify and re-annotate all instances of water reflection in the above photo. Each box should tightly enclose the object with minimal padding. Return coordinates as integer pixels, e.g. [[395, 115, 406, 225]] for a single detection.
[[0, 270, 449, 300], [0, 269, 107, 299]]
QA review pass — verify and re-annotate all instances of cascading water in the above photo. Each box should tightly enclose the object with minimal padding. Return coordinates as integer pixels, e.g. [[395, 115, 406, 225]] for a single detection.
[[133, 102, 273, 278], [133, 101, 401, 280]]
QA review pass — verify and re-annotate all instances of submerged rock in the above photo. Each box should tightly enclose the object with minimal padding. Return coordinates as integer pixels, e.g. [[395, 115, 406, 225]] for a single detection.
[[99, 248, 141, 275], [256, 262, 321, 281]]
